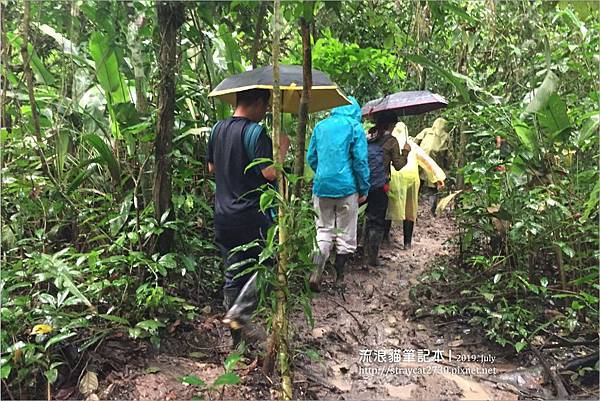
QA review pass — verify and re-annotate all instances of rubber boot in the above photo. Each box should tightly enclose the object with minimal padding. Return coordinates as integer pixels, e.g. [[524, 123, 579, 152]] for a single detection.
[[366, 229, 383, 266], [382, 220, 392, 246], [334, 253, 348, 283], [357, 222, 367, 257], [223, 273, 259, 329], [309, 252, 328, 292], [361, 227, 370, 268], [223, 287, 242, 347], [429, 194, 438, 216], [403, 220, 414, 250]]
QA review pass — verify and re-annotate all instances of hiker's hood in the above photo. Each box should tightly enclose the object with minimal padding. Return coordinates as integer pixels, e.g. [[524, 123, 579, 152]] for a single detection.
[[331, 96, 362, 122], [432, 118, 448, 134]]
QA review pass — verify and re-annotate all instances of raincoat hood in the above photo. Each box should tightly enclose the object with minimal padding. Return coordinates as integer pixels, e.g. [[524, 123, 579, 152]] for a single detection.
[[387, 121, 446, 222], [432, 118, 448, 134], [307, 96, 370, 198], [392, 122, 411, 148], [331, 96, 362, 122]]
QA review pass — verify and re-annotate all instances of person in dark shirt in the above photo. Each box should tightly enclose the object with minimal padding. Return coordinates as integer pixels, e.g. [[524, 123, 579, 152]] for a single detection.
[[364, 112, 409, 266], [207, 88, 289, 346]]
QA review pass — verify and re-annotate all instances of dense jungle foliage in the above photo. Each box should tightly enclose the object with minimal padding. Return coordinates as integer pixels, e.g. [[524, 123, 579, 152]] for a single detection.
[[0, 0, 598, 398]]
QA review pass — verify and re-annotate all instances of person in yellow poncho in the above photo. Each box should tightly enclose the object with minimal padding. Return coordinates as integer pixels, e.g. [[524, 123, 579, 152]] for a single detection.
[[414, 118, 449, 165], [413, 118, 450, 216], [386, 122, 446, 249]]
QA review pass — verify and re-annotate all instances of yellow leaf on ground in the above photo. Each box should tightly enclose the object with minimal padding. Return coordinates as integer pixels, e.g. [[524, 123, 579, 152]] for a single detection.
[[79, 371, 99, 396], [436, 190, 463, 216], [30, 324, 53, 335]]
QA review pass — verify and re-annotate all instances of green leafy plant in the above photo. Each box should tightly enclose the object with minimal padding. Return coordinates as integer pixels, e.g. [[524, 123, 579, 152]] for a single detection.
[[181, 352, 242, 400]]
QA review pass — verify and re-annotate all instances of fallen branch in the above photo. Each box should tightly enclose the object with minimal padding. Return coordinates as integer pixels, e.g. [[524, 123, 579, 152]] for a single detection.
[[541, 328, 598, 349], [327, 296, 365, 332], [1, 379, 15, 401], [476, 376, 544, 399], [434, 318, 468, 327], [541, 339, 598, 350], [530, 345, 569, 400], [561, 351, 599, 372]]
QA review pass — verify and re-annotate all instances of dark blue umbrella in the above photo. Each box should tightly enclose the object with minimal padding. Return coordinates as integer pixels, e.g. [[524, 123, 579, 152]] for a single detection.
[[362, 90, 448, 117]]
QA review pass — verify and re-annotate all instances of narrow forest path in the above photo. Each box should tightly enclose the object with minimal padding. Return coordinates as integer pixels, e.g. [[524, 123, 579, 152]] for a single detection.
[[94, 198, 548, 401], [290, 198, 538, 400]]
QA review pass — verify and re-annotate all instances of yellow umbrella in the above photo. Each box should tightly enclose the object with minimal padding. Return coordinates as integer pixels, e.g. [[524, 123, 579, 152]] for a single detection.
[[208, 64, 350, 113]]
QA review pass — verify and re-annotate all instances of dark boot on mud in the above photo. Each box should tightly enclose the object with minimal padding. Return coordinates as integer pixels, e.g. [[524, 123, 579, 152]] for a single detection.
[[240, 323, 267, 356], [334, 253, 349, 283], [429, 194, 438, 216], [366, 230, 383, 266], [231, 328, 243, 348], [361, 231, 370, 269], [223, 287, 242, 347], [309, 252, 327, 292], [382, 220, 392, 246], [403, 220, 414, 250]]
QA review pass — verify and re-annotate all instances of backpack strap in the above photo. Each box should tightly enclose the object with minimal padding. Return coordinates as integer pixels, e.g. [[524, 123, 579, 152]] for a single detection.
[[208, 120, 224, 154], [243, 122, 264, 163], [243, 122, 265, 175], [244, 122, 277, 219]]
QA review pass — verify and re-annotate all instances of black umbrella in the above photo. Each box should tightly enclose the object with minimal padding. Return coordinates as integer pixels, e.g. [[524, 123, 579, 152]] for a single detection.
[[208, 64, 350, 113], [362, 90, 448, 117]]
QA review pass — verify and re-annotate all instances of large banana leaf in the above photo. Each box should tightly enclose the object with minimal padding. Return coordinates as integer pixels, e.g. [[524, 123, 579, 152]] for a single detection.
[[88, 32, 130, 105], [522, 71, 571, 139], [7, 32, 55, 86], [37, 23, 79, 56], [405, 54, 470, 102], [55, 131, 70, 180], [576, 113, 599, 150], [512, 119, 537, 152], [216, 24, 244, 75], [429, 1, 478, 25], [558, 0, 598, 19], [538, 94, 571, 138], [523, 70, 558, 114]]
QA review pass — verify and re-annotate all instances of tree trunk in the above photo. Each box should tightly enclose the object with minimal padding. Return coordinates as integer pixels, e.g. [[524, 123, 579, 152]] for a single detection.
[[456, 124, 466, 189], [20, 0, 41, 142], [292, 16, 312, 198], [63, 1, 80, 100], [251, 1, 267, 69], [153, 1, 184, 254], [19, 0, 57, 184], [455, 40, 468, 189], [125, 1, 148, 114], [0, 2, 11, 133], [262, 0, 292, 399]]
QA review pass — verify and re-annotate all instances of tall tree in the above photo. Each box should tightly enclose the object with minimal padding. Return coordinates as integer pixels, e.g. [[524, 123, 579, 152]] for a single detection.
[[153, 1, 185, 254], [0, 2, 10, 132], [63, 1, 80, 100], [292, 7, 313, 198], [251, 1, 267, 68], [124, 1, 148, 114], [19, 0, 58, 190], [263, 0, 292, 399]]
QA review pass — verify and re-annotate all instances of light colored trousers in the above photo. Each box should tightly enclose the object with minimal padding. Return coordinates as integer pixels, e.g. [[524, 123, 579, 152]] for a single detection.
[[313, 193, 359, 259]]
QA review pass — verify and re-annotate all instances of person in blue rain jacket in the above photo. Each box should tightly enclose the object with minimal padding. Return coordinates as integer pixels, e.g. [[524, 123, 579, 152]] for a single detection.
[[306, 96, 370, 291]]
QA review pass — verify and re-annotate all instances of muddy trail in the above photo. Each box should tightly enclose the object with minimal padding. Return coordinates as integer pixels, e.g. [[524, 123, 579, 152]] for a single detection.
[[90, 198, 553, 401]]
